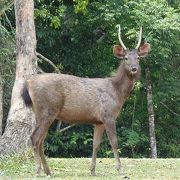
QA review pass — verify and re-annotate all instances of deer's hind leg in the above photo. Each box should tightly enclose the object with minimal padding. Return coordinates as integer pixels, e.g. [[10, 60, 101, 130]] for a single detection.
[[39, 133, 51, 176], [31, 124, 42, 175], [31, 109, 57, 176]]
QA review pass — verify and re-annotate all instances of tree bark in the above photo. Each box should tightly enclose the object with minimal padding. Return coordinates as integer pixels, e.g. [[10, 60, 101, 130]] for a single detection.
[[0, 76, 3, 135], [146, 68, 157, 159], [0, 0, 37, 154]]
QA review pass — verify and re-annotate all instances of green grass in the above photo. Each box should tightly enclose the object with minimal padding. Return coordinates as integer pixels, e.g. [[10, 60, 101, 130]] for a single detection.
[[0, 151, 180, 179]]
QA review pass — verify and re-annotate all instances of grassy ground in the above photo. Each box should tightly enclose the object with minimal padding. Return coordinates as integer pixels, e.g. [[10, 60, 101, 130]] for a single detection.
[[0, 151, 180, 179]]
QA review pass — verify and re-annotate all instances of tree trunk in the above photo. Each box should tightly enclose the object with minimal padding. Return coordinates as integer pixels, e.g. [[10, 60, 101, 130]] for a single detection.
[[0, 0, 37, 154], [0, 76, 3, 135], [146, 68, 157, 159]]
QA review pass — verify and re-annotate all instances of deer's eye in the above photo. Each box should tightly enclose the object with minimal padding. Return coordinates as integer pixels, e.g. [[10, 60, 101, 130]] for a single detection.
[[124, 56, 128, 60]]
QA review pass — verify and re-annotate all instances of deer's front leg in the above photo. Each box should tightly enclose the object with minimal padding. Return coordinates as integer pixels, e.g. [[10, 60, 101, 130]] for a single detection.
[[90, 124, 105, 176], [103, 119, 122, 175]]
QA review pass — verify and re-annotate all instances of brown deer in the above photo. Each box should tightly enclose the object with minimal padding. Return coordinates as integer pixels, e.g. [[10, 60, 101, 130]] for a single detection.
[[22, 25, 150, 176]]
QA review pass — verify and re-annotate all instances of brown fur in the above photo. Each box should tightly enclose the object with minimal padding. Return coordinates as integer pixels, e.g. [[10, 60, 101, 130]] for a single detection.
[[22, 43, 150, 176], [26, 62, 140, 125]]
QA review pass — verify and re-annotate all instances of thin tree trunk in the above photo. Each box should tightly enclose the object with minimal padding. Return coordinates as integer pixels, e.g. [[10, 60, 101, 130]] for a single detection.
[[0, 0, 37, 154], [0, 76, 3, 135], [146, 68, 157, 159]]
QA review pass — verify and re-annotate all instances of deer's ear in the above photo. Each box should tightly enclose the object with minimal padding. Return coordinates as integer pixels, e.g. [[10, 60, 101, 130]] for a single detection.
[[138, 43, 151, 58], [113, 45, 125, 58]]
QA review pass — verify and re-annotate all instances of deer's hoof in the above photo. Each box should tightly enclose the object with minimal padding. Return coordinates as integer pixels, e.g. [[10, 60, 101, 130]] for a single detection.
[[47, 175, 52, 178], [36, 167, 42, 177], [91, 171, 96, 176], [44, 168, 51, 177], [122, 175, 130, 179], [120, 172, 130, 179], [46, 171, 52, 177]]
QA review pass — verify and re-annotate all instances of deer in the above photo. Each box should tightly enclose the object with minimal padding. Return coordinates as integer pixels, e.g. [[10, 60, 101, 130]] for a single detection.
[[21, 24, 151, 176]]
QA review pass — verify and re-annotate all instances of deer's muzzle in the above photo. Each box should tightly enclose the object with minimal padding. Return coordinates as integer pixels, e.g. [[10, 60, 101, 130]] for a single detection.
[[130, 65, 138, 74]]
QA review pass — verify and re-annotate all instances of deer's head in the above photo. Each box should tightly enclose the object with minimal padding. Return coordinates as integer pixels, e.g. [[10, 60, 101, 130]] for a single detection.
[[113, 25, 151, 75]]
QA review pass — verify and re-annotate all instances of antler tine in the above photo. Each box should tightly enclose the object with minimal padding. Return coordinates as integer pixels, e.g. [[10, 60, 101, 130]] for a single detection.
[[117, 24, 127, 50], [135, 27, 142, 50]]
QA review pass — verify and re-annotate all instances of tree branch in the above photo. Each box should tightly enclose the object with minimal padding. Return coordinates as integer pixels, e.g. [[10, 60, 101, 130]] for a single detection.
[[56, 121, 62, 131], [4, 12, 15, 35], [59, 124, 76, 133], [160, 102, 180, 117], [37, 65, 45, 74], [36, 52, 61, 73], [0, 1, 14, 17]]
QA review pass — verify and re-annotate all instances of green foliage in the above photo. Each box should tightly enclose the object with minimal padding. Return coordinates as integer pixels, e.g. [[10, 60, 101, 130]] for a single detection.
[[0, 23, 15, 79], [0, 22, 15, 132], [34, 0, 88, 29], [44, 124, 93, 157], [73, 0, 89, 14]]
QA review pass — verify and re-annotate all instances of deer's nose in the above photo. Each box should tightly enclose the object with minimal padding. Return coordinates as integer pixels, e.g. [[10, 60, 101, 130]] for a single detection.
[[131, 65, 137, 72]]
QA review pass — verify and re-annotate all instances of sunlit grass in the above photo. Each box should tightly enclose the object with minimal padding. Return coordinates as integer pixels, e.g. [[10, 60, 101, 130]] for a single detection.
[[0, 150, 179, 179]]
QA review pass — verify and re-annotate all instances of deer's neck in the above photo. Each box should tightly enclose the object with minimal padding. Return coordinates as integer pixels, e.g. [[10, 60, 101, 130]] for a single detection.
[[112, 61, 141, 102]]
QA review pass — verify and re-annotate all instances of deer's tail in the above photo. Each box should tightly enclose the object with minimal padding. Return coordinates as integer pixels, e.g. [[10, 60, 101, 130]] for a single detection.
[[21, 82, 32, 107]]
